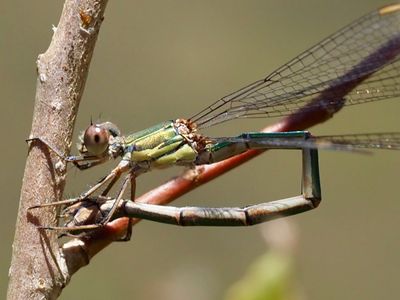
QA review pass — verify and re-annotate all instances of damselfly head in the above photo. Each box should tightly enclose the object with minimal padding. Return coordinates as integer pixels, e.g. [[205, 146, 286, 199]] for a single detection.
[[78, 122, 121, 156]]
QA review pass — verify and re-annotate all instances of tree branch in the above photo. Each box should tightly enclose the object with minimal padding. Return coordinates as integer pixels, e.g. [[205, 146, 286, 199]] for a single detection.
[[7, 1, 108, 299]]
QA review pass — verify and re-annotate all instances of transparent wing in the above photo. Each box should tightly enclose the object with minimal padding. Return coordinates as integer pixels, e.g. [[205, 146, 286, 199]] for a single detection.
[[214, 132, 400, 152], [309, 132, 400, 151], [190, 5, 400, 129]]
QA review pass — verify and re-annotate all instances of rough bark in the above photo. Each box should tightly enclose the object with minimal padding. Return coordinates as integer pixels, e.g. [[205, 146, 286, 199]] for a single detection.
[[7, 1, 108, 299]]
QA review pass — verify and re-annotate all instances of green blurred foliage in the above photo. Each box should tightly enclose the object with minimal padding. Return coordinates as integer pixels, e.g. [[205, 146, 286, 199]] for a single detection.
[[225, 252, 296, 300]]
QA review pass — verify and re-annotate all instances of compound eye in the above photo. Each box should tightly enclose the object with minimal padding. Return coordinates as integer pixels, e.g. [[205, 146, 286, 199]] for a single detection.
[[83, 125, 110, 155]]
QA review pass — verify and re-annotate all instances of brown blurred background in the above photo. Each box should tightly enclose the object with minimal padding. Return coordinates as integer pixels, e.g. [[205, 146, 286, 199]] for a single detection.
[[1, 0, 399, 299]]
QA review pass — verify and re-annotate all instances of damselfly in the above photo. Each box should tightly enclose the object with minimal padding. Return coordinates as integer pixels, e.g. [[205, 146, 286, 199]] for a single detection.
[[29, 4, 400, 234]]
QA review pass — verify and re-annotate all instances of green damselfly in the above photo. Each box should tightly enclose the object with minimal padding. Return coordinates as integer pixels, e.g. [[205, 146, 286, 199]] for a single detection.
[[30, 4, 400, 233]]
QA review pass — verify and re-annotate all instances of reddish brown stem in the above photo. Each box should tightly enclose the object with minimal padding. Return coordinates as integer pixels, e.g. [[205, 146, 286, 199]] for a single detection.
[[63, 32, 400, 270], [61, 100, 340, 274]]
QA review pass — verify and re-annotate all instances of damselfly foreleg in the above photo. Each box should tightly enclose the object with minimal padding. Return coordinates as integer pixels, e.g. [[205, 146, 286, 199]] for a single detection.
[[29, 161, 130, 209], [26, 137, 108, 170]]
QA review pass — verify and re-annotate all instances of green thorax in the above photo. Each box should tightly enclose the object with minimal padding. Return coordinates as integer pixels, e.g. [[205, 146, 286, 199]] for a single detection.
[[122, 121, 198, 169]]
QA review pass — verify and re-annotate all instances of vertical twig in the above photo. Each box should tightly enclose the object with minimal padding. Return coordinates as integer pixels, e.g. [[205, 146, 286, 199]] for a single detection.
[[7, 1, 107, 299]]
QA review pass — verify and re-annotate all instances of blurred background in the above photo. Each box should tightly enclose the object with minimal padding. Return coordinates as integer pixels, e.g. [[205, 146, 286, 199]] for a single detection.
[[1, 0, 399, 299]]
